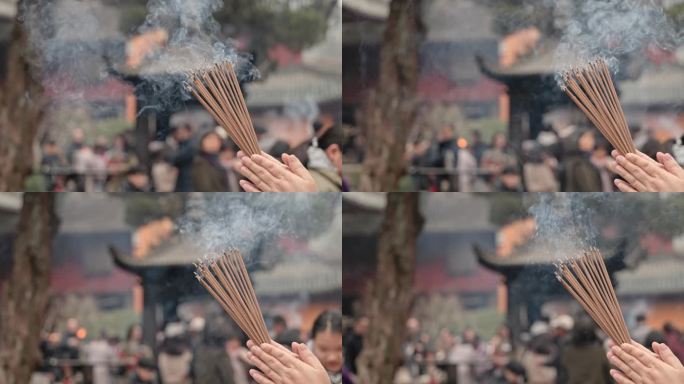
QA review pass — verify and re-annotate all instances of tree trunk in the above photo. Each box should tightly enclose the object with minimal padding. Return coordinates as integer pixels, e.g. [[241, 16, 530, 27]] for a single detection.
[[0, 0, 45, 192], [359, 0, 424, 192], [0, 193, 59, 384], [356, 193, 424, 384]]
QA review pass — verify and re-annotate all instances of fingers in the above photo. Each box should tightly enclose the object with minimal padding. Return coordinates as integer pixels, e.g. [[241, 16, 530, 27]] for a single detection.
[[619, 154, 657, 186], [240, 179, 262, 192], [612, 159, 649, 191], [251, 344, 289, 374], [292, 342, 323, 368], [621, 342, 659, 368], [261, 343, 298, 368], [249, 369, 276, 384], [614, 179, 638, 192], [654, 342, 684, 368], [282, 154, 309, 180], [240, 157, 277, 191], [251, 155, 289, 180], [248, 353, 281, 382], [610, 345, 647, 382], [610, 368, 636, 384], [657, 152, 684, 178]]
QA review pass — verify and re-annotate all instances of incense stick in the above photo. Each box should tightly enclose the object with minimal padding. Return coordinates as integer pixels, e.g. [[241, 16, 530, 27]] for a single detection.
[[194, 250, 270, 345], [186, 62, 261, 156], [560, 58, 635, 155], [554, 247, 630, 345]]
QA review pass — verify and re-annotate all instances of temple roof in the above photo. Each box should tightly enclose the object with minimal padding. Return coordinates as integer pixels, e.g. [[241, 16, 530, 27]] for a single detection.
[[474, 240, 629, 271], [616, 256, 684, 296], [245, 64, 341, 108], [620, 64, 684, 107]]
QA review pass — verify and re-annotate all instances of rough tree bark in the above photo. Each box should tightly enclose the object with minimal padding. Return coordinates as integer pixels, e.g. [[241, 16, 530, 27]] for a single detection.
[[356, 193, 424, 384], [0, 0, 45, 191], [0, 193, 59, 384], [359, 0, 424, 192]]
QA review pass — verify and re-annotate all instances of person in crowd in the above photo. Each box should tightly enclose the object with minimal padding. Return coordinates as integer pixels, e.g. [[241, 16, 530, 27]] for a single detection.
[[67, 128, 87, 165], [590, 138, 615, 191], [481, 133, 516, 186], [470, 129, 488, 166], [457, 140, 478, 192], [561, 128, 602, 192], [192, 130, 229, 192], [344, 315, 368, 375], [558, 320, 611, 384], [158, 323, 193, 384], [122, 166, 152, 192], [131, 357, 159, 384], [91, 136, 110, 192], [308, 123, 346, 192], [246, 340, 331, 384], [608, 341, 684, 384], [271, 316, 288, 341], [165, 124, 196, 192], [219, 140, 242, 191], [236, 151, 319, 192], [149, 141, 177, 192], [41, 139, 67, 191], [609, 150, 684, 192], [84, 331, 117, 384], [121, 324, 153, 378], [193, 317, 238, 384], [520, 331, 556, 384], [226, 333, 250, 384], [310, 310, 344, 384], [631, 314, 651, 346], [500, 362, 527, 384], [521, 140, 558, 192], [494, 166, 523, 192], [663, 323, 684, 361]]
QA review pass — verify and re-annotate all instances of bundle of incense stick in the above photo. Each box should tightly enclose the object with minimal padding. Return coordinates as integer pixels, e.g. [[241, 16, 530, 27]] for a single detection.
[[560, 58, 635, 155], [194, 249, 270, 345], [186, 61, 260, 156], [555, 247, 630, 345]]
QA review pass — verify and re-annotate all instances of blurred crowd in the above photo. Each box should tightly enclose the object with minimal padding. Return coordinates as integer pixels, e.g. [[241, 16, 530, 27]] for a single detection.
[[39, 120, 345, 192], [32, 310, 343, 384], [343, 313, 684, 384], [346, 123, 683, 192]]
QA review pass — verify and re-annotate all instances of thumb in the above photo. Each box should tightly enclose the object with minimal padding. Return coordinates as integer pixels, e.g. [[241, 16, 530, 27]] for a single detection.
[[293, 342, 322, 367], [654, 342, 683, 367], [658, 152, 684, 177], [283, 154, 309, 179]]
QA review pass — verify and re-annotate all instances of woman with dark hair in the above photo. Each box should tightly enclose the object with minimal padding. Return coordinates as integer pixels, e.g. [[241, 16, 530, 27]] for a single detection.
[[193, 131, 229, 192], [559, 320, 611, 384], [310, 310, 344, 383]]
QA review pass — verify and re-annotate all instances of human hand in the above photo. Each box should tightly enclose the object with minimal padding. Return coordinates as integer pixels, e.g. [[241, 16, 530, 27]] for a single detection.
[[607, 340, 684, 384], [236, 151, 318, 192], [608, 150, 684, 192], [246, 340, 330, 384]]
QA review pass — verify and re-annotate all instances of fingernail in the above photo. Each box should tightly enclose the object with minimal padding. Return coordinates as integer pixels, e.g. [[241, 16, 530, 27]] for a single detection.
[[617, 156, 625, 162], [611, 346, 619, 353]]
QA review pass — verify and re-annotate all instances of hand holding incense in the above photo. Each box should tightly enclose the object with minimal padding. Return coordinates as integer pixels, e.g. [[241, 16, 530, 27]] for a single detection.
[[186, 62, 261, 156], [194, 249, 270, 345], [555, 247, 630, 345], [560, 58, 635, 155]]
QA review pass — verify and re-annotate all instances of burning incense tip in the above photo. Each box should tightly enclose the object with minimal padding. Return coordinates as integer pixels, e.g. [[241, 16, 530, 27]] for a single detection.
[[560, 58, 635, 155], [185, 61, 260, 157], [194, 249, 270, 345], [555, 248, 630, 345]]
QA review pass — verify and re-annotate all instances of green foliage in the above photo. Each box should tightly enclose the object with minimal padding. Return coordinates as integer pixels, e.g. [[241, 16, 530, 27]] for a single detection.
[[480, 0, 581, 37], [487, 193, 527, 226], [413, 294, 503, 340], [215, 0, 330, 65], [121, 193, 185, 227]]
